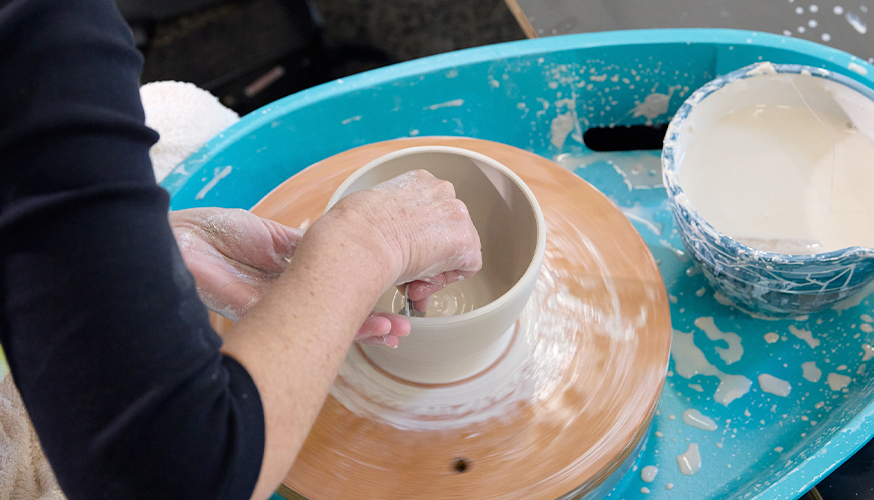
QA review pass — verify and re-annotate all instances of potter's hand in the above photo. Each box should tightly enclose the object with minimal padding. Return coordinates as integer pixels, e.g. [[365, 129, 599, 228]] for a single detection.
[[169, 208, 410, 345], [170, 208, 304, 321], [220, 171, 480, 498], [327, 169, 483, 312]]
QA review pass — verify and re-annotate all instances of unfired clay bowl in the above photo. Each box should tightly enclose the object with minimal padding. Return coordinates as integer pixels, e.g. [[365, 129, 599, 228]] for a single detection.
[[663, 62, 874, 316], [326, 146, 546, 384]]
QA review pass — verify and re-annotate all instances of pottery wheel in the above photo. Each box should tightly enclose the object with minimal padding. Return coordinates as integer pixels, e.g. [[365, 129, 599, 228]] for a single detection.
[[210, 138, 672, 499]]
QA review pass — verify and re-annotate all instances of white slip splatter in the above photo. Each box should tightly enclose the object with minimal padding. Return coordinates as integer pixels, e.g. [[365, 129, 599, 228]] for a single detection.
[[714, 375, 753, 407], [789, 325, 820, 348], [622, 207, 663, 235], [714, 291, 735, 308], [847, 11, 868, 33], [689, 383, 704, 392], [682, 409, 718, 431], [775, 446, 784, 453], [671, 330, 752, 406], [632, 92, 672, 125], [677, 443, 702, 476], [550, 98, 583, 149], [556, 151, 662, 191], [802, 361, 823, 383], [849, 62, 869, 75], [641, 465, 659, 483], [341, 115, 362, 125], [195, 165, 232, 200], [862, 314, 873, 323], [423, 99, 464, 110], [666, 483, 674, 490], [640, 487, 651, 494], [863, 344, 874, 361], [833, 281, 874, 312], [861, 323, 874, 334], [764, 332, 780, 343], [550, 113, 576, 148], [758, 374, 792, 397], [828, 373, 852, 391], [694, 316, 744, 365]]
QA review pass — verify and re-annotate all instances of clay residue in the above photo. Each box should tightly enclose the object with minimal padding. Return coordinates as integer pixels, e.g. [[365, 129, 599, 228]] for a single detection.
[[423, 99, 465, 110], [694, 316, 743, 365], [789, 325, 820, 348], [195, 165, 233, 200], [676, 443, 702, 475], [671, 330, 751, 406]]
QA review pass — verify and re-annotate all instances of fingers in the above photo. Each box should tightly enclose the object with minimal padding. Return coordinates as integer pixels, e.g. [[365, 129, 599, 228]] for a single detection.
[[354, 312, 411, 349], [412, 296, 430, 313], [403, 269, 477, 301], [323, 169, 482, 296], [355, 312, 410, 340], [355, 334, 402, 348], [259, 217, 306, 263]]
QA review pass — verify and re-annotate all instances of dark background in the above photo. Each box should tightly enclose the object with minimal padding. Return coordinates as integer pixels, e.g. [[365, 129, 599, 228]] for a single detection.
[[126, 0, 524, 114]]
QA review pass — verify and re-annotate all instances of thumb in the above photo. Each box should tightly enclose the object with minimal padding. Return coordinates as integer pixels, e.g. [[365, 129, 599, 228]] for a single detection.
[[259, 218, 306, 261]]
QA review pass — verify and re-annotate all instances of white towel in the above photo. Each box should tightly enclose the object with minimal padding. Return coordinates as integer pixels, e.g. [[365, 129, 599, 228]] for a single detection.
[[0, 81, 239, 499], [140, 81, 240, 183], [0, 376, 65, 500]]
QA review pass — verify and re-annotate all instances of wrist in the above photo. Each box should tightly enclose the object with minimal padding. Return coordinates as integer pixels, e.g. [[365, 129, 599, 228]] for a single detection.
[[306, 204, 401, 291]]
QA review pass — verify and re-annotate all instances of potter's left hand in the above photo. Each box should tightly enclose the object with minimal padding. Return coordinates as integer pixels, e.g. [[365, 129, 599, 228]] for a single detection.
[[169, 208, 410, 345], [170, 208, 303, 321]]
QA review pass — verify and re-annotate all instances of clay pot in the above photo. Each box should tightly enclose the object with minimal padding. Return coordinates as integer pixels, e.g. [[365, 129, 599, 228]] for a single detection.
[[663, 63, 874, 316], [326, 146, 546, 384]]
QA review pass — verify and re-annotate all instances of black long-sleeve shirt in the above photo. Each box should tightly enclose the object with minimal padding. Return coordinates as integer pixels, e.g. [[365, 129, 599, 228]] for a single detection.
[[0, 1, 265, 498]]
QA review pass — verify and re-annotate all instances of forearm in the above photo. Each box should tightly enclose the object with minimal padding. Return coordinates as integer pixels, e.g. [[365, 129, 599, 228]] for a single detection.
[[221, 212, 396, 500], [0, 1, 268, 498]]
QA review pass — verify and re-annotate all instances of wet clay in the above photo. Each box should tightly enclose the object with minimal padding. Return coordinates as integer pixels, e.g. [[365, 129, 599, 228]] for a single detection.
[[677, 72, 874, 254], [327, 147, 545, 385], [210, 137, 671, 500]]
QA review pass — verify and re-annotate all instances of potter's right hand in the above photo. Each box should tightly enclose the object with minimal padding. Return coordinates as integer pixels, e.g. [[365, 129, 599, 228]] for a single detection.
[[323, 169, 483, 310]]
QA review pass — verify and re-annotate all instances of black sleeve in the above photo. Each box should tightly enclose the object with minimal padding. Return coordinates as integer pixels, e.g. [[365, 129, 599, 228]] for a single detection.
[[0, 1, 265, 499]]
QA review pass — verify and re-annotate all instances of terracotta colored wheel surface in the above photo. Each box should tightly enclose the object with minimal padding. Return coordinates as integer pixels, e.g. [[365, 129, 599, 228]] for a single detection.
[[210, 138, 671, 500]]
